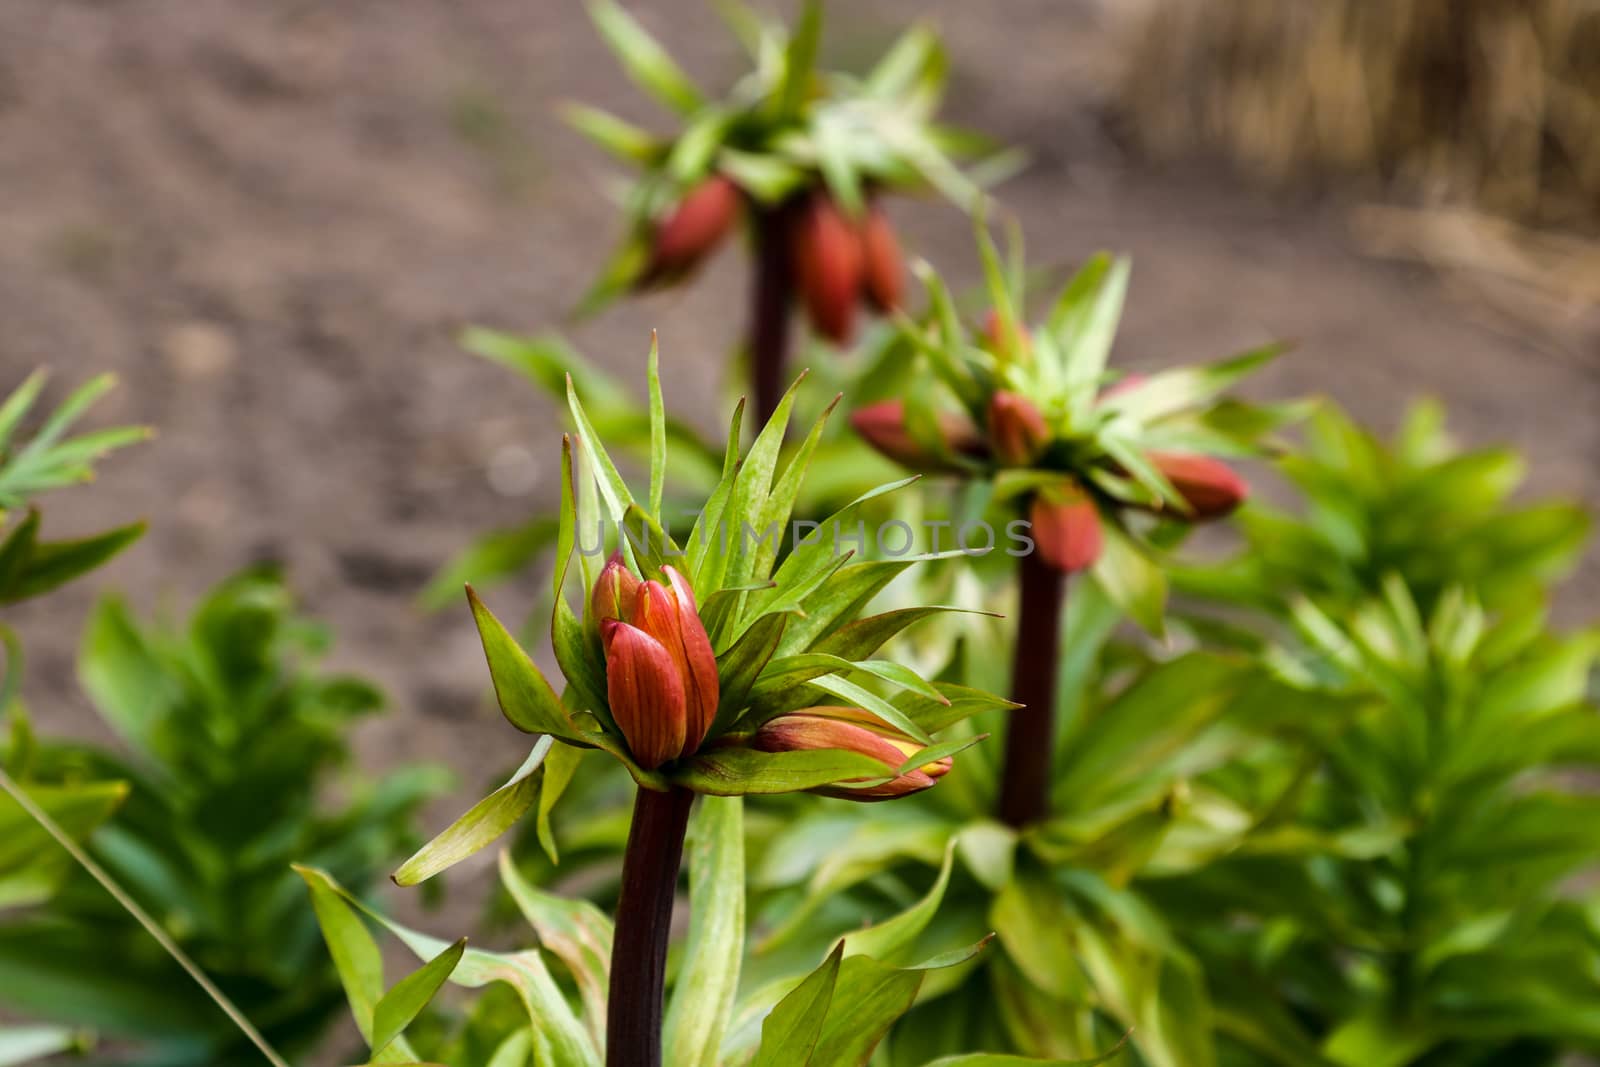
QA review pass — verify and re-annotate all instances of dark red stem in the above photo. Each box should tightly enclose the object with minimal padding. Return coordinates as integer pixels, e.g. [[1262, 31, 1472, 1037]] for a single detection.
[[749, 203, 794, 430], [606, 785, 693, 1067], [998, 547, 1067, 828]]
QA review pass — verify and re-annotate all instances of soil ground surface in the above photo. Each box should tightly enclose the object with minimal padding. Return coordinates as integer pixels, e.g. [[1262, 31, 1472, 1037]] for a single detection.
[[3, 0, 1597, 1057]]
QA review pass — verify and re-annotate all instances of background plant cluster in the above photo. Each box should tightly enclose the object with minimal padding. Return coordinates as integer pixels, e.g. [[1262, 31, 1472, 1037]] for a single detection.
[[1, 2, 1597, 1067]]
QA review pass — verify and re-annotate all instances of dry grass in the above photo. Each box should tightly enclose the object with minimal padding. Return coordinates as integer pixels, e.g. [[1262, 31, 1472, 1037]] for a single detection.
[[1118, 0, 1600, 323], [1121, 0, 1600, 228]]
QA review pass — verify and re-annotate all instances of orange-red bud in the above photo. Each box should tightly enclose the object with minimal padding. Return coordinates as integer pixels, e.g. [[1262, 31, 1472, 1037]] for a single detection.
[[858, 201, 903, 313], [1149, 452, 1248, 520], [643, 174, 741, 285], [629, 566, 719, 754], [850, 399, 987, 473], [1029, 482, 1103, 574], [793, 194, 863, 345], [751, 708, 951, 801], [987, 391, 1050, 467], [982, 310, 1032, 363], [591, 551, 642, 624], [601, 619, 687, 770]]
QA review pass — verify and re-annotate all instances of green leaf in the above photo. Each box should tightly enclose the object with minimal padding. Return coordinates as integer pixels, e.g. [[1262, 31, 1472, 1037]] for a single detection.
[[499, 851, 612, 1049], [421, 517, 560, 610], [775, 0, 821, 119], [0, 1026, 88, 1066], [751, 942, 842, 1067], [0, 780, 127, 910], [587, 0, 705, 115], [1103, 344, 1283, 423], [370, 938, 466, 1055], [560, 102, 664, 164], [0, 521, 146, 606], [647, 335, 666, 520], [298, 866, 401, 1049], [840, 841, 956, 964], [920, 1047, 1130, 1067], [535, 741, 584, 864], [807, 954, 925, 1066], [392, 739, 552, 885], [468, 587, 578, 739], [664, 797, 745, 1067], [1089, 520, 1166, 636], [670, 746, 892, 796]]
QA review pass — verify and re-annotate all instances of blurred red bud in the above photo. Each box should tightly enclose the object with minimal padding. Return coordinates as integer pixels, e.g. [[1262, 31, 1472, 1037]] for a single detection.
[[642, 174, 741, 286], [1149, 451, 1248, 520], [590, 551, 641, 624], [850, 399, 987, 473], [987, 391, 1050, 467], [602, 619, 687, 770], [858, 201, 903, 313], [752, 708, 950, 801], [793, 194, 863, 344], [982, 310, 1032, 362], [1029, 481, 1103, 574]]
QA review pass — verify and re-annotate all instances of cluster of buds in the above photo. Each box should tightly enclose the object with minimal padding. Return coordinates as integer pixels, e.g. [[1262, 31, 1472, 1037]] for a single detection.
[[852, 379, 1248, 575], [753, 707, 952, 800], [791, 191, 904, 345], [592, 554, 720, 769], [636, 179, 905, 347], [589, 552, 960, 801]]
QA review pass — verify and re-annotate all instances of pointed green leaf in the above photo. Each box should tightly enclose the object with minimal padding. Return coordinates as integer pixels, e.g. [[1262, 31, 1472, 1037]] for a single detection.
[[370, 938, 466, 1055], [468, 588, 578, 738], [500, 851, 612, 1048], [392, 740, 552, 885], [587, 0, 705, 115], [664, 797, 745, 1067], [750, 943, 843, 1067]]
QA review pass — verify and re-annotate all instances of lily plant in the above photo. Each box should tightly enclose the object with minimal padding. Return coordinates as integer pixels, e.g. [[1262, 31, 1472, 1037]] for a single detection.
[[384, 341, 1013, 1067], [850, 223, 1300, 826], [567, 0, 1018, 424]]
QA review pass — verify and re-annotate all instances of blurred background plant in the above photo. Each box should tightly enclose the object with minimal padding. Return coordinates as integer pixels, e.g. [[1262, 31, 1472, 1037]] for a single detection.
[[0, 568, 451, 1065]]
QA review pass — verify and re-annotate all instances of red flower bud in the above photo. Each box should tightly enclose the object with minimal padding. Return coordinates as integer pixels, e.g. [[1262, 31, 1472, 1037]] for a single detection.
[[751, 707, 951, 801], [1148, 452, 1247, 520], [858, 201, 903, 313], [987, 391, 1050, 467], [628, 566, 720, 754], [601, 619, 687, 770], [642, 174, 741, 286], [590, 550, 642, 624], [982, 310, 1032, 363], [793, 194, 863, 345], [1029, 481, 1103, 574], [850, 399, 987, 473]]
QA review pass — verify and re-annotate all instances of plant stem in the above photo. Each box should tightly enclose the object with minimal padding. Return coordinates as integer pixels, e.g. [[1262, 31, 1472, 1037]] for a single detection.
[[749, 203, 794, 429], [998, 548, 1067, 828], [0, 768, 290, 1067], [607, 784, 694, 1067]]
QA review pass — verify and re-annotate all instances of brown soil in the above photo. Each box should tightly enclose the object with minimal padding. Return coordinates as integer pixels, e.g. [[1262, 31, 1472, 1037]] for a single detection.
[[2, 0, 1596, 1053]]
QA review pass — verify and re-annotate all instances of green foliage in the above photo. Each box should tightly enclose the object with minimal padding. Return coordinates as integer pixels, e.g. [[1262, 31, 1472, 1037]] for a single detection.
[[570, 0, 1021, 312], [0, 371, 148, 606], [1147, 578, 1600, 1064], [1175, 399, 1591, 618], [0, 569, 449, 1064]]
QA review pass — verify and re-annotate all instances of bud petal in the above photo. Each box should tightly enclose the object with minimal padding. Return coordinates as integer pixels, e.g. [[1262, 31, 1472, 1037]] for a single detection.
[[987, 391, 1050, 467], [793, 194, 863, 345], [662, 566, 719, 753], [590, 551, 642, 624], [602, 620, 687, 770], [851, 399, 987, 473], [1029, 482, 1103, 574], [642, 175, 741, 286], [751, 709, 947, 801], [1149, 452, 1248, 520], [858, 201, 903, 312]]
